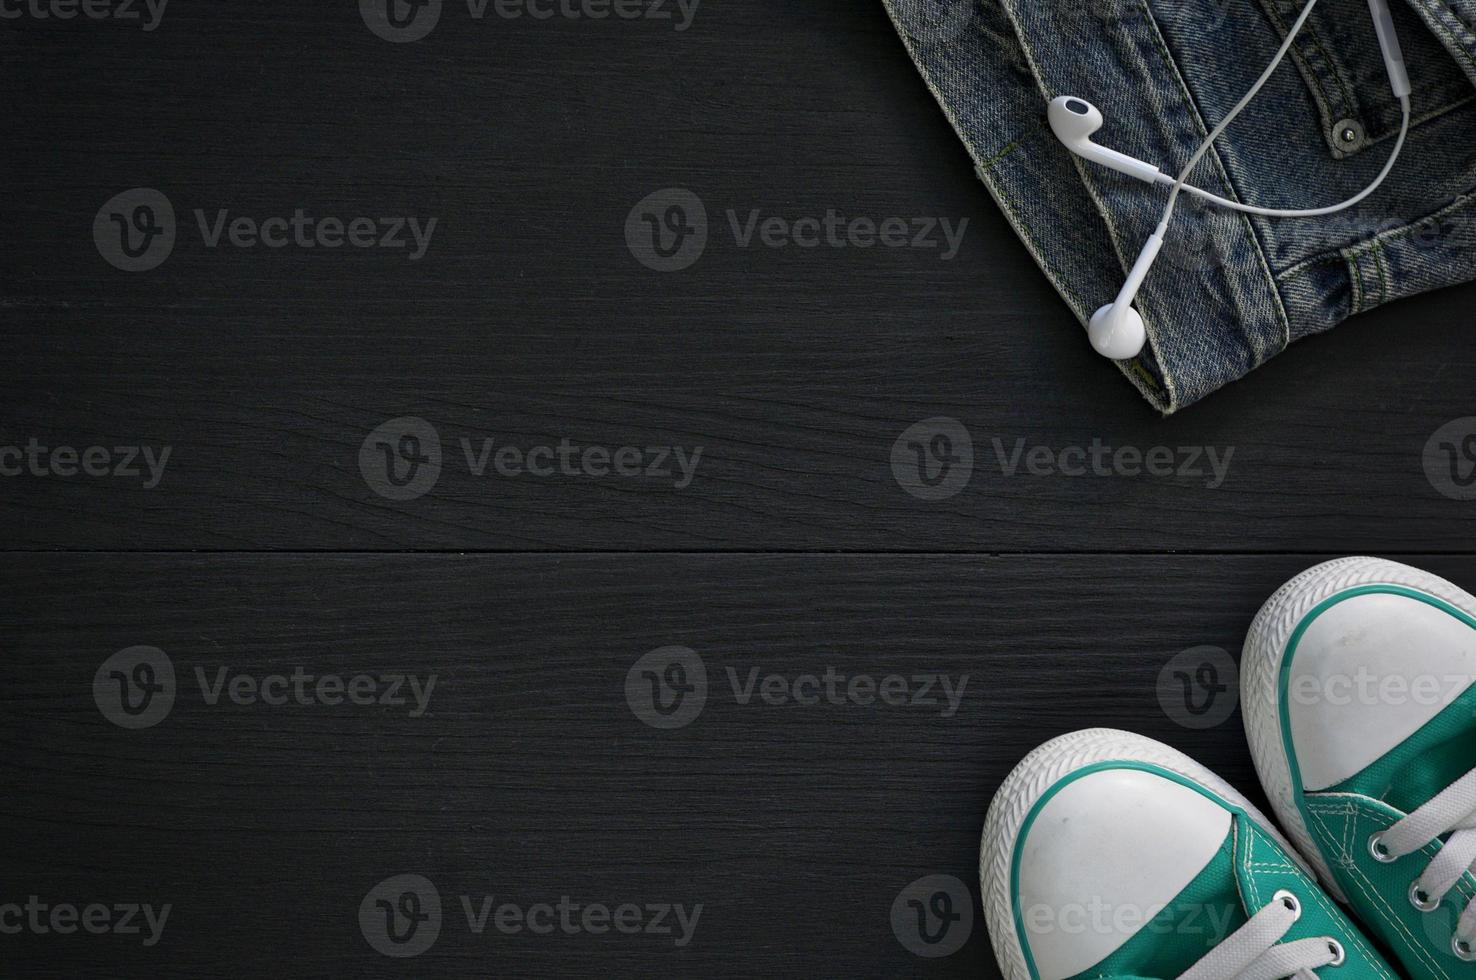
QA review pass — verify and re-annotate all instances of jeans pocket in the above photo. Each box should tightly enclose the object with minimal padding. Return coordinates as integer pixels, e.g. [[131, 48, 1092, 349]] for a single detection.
[[1255, 0, 1476, 157]]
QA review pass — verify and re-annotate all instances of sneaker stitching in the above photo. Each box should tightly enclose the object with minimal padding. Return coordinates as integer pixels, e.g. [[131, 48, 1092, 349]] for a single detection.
[[1340, 849, 1452, 979], [1245, 813, 1397, 980]]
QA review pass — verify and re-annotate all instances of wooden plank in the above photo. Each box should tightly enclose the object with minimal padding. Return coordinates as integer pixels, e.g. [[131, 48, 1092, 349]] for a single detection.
[[5, 553, 1471, 976], [3, 1, 1475, 550]]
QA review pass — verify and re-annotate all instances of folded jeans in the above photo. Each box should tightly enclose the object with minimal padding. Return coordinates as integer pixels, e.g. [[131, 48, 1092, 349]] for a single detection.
[[884, 0, 1476, 412]]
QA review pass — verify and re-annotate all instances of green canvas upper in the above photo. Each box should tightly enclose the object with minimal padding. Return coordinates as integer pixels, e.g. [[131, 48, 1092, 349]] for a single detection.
[[1064, 800, 1396, 979], [1294, 686, 1476, 980]]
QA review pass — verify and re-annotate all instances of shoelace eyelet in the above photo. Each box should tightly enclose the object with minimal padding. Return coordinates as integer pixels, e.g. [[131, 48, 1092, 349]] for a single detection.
[[1410, 880, 1440, 912], [1454, 936, 1476, 962], [1368, 832, 1396, 863], [1273, 889, 1302, 920], [1326, 939, 1346, 966]]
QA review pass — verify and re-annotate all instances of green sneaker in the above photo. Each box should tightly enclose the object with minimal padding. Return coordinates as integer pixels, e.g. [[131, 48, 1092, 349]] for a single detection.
[[981, 729, 1395, 980], [1243, 557, 1476, 979]]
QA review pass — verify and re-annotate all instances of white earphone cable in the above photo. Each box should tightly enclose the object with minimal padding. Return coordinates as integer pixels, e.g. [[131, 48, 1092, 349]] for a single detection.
[[1158, 101, 1410, 218], [1155, 0, 1410, 224]]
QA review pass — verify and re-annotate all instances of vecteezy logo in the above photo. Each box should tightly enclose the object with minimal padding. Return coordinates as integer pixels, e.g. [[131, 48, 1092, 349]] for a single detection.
[[360, 417, 443, 501], [93, 188, 176, 272], [890, 417, 973, 501], [1157, 646, 1238, 729], [625, 189, 708, 272], [1424, 418, 1476, 501], [888, 0, 975, 44], [890, 874, 972, 957], [93, 646, 177, 729], [360, 874, 442, 957], [360, 0, 442, 42], [625, 646, 708, 729]]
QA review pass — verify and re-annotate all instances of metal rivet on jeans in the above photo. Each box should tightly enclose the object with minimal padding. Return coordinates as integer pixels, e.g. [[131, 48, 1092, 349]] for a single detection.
[[1332, 118, 1366, 152]]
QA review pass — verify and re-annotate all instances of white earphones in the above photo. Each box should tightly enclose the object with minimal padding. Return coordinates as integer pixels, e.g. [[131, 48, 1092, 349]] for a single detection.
[[1048, 98, 1164, 187], [1050, 0, 1412, 360]]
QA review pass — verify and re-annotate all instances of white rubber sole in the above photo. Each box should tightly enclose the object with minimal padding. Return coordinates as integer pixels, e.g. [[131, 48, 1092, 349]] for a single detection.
[[1239, 556, 1476, 905], [979, 728, 1300, 980]]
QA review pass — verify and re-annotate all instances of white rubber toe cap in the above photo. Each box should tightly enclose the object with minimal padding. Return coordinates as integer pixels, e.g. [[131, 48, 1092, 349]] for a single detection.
[[1286, 590, 1476, 791], [1017, 767, 1230, 980]]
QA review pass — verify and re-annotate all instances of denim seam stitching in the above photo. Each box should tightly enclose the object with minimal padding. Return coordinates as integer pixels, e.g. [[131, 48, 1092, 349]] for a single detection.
[[1360, 243, 1383, 309], [1257, 0, 1343, 117], [980, 139, 1022, 174], [1369, 91, 1476, 148], [989, 2, 1178, 408], [1372, 238, 1391, 306], [983, 162, 1091, 313], [1355, 93, 1476, 150], [1358, 251, 1377, 310], [1258, 0, 1358, 126], [1261, 0, 1476, 150], [1449, 2, 1476, 34], [1428, 0, 1476, 55], [1425, 12, 1476, 76], [1428, 0, 1476, 35], [973, 157, 1162, 402], [1346, 253, 1366, 315], [1300, 15, 1357, 118], [876, 7, 1162, 405], [1277, 188, 1476, 285], [1404, 0, 1476, 79], [1133, 0, 1293, 353]]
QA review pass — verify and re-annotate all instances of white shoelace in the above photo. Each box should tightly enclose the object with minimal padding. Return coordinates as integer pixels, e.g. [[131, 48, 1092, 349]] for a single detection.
[[1374, 767, 1476, 959], [1177, 892, 1342, 980]]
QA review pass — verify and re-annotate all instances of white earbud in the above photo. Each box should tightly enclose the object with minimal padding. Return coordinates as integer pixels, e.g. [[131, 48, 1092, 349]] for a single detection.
[[1047, 97, 1164, 186], [1088, 225, 1161, 359]]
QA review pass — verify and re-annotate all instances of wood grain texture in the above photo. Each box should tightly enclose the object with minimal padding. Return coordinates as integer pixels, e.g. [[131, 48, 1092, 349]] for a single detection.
[[3, 0, 1475, 550], [2, 554, 1476, 974], [5, 1, 1476, 978], [3, 553, 1472, 978]]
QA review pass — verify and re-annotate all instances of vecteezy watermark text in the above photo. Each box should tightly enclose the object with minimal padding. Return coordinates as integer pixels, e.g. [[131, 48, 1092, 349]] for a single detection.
[[625, 647, 969, 729], [0, 439, 170, 488], [0, 0, 167, 29], [891, 418, 1236, 499], [992, 438, 1234, 488], [359, 875, 701, 957], [1288, 667, 1476, 707], [94, 188, 437, 272], [360, 416, 704, 501], [726, 209, 969, 260], [94, 646, 437, 730], [459, 894, 700, 945], [194, 209, 436, 259], [360, 0, 700, 43], [1022, 897, 1241, 942], [0, 897, 171, 947], [626, 188, 970, 271]]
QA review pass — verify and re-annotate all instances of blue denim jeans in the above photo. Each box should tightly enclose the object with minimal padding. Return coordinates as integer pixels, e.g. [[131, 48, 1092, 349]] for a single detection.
[[884, 0, 1476, 412]]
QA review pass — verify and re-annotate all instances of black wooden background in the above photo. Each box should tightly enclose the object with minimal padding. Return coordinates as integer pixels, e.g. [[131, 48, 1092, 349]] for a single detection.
[[2, 1, 1475, 977]]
